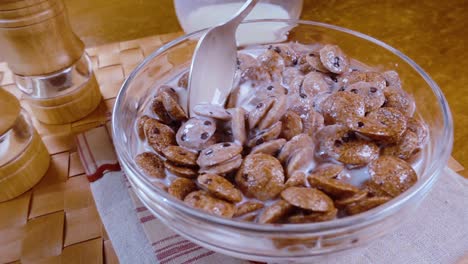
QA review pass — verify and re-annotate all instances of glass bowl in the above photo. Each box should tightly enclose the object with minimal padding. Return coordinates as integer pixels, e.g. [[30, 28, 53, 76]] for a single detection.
[[112, 19, 453, 262]]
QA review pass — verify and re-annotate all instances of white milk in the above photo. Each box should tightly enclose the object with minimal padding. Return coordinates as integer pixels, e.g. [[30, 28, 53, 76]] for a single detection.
[[185, 2, 291, 45]]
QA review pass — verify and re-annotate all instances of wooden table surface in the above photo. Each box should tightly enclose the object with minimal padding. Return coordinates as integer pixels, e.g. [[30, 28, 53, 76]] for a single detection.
[[65, 0, 467, 176]]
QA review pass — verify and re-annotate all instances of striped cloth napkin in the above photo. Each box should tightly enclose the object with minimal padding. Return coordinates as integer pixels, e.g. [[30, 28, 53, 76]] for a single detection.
[[77, 126, 468, 264]]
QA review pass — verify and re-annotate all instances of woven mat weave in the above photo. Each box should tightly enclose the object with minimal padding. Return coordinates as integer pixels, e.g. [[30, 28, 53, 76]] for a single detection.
[[0, 31, 183, 264]]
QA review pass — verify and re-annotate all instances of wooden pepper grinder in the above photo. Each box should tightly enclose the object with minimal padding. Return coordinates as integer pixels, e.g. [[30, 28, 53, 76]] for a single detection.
[[0, 88, 50, 202], [0, 0, 102, 124]]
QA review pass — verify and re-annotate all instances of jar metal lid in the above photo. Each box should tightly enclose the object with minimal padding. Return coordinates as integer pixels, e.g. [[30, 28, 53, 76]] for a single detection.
[[0, 88, 21, 136]]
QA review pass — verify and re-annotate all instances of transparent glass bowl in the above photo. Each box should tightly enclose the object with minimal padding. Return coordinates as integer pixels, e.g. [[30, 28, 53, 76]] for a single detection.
[[113, 20, 453, 262]]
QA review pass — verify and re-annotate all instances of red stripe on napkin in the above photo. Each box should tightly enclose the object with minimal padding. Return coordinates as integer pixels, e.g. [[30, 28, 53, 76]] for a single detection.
[[181, 251, 216, 264], [152, 235, 180, 246], [76, 125, 121, 182], [160, 246, 204, 264]]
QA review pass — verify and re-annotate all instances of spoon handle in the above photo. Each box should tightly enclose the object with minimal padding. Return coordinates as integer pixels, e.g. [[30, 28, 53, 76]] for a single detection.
[[226, 0, 260, 27]]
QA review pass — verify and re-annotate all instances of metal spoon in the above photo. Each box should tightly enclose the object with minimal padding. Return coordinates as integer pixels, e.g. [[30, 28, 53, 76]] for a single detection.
[[187, 0, 259, 117]]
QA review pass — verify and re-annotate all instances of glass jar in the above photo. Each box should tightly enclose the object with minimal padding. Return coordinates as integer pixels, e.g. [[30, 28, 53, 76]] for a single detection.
[[113, 20, 453, 262], [174, 0, 303, 45], [16, 54, 102, 125], [0, 108, 50, 202]]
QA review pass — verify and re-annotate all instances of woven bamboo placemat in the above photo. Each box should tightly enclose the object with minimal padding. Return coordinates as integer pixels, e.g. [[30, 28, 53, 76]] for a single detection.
[[0, 31, 183, 264]]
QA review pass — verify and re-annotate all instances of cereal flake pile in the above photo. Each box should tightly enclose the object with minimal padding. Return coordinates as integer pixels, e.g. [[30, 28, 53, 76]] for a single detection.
[[135, 42, 428, 224]]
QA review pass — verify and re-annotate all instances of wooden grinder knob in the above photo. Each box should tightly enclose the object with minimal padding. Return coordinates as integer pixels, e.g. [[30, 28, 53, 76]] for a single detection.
[[0, 0, 84, 76], [0, 0, 102, 125]]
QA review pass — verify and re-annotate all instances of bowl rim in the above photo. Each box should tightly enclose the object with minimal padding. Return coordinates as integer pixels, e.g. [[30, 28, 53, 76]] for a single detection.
[[113, 18, 453, 233]]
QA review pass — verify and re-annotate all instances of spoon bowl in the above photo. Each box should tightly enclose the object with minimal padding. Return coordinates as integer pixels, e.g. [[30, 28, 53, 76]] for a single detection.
[[187, 0, 259, 117]]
